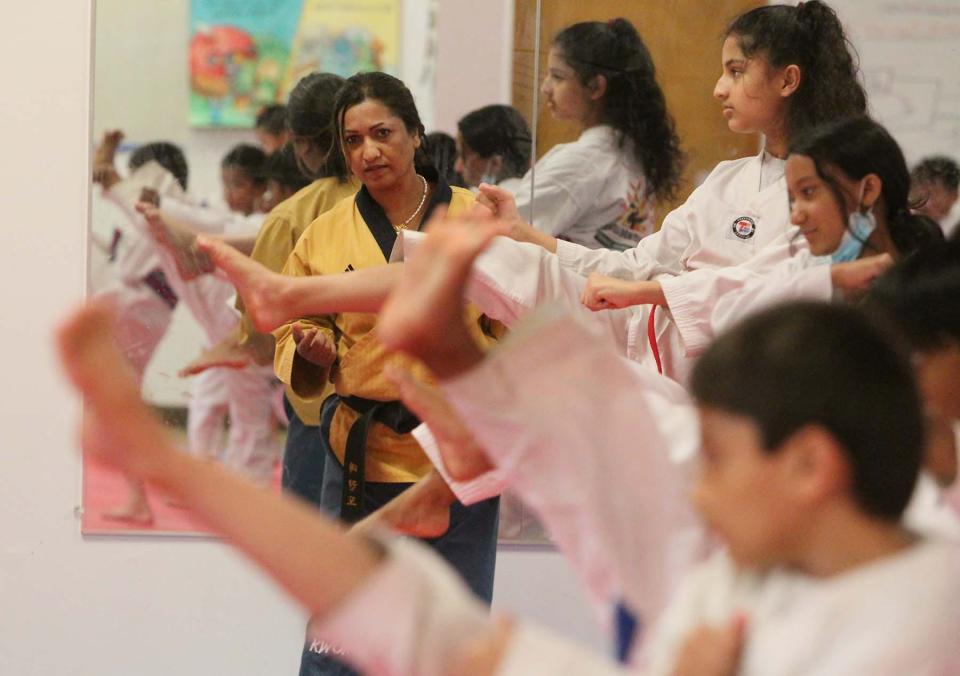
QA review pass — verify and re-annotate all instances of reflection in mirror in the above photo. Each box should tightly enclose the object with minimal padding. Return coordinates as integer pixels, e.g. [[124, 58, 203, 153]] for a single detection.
[[86, 0, 527, 538], [526, 0, 762, 249]]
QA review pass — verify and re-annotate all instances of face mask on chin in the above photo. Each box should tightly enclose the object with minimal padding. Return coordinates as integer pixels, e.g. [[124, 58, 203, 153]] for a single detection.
[[831, 181, 878, 263], [478, 157, 503, 187]]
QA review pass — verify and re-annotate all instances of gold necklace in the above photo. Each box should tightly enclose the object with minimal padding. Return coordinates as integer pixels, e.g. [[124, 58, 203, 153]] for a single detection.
[[394, 174, 428, 232]]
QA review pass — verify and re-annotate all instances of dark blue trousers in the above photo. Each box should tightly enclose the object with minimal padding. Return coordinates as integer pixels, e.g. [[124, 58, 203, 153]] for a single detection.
[[298, 396, 500, 676], [280, 395, 329, 511]]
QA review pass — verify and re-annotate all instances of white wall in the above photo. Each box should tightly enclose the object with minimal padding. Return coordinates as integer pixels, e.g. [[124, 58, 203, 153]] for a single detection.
[[0, 2, 602, 674]]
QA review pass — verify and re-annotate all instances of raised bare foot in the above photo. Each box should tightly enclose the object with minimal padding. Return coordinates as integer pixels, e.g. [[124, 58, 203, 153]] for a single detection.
[[179, 338, 255, 377], [92, 130, 124, 189], [195, 236, 296, 332], [93, 130, 123, 166], [377, 211, 507, 378], [103, 480, 155, 525], [136, 202, 213, 280], [56, 302, 177, 480], [351, 469, 454, 539], [384, 364, 494, 481]]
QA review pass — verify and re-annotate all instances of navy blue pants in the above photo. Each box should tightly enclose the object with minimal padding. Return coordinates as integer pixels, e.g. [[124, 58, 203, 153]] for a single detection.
[[298, 396, 500, 676], [280, 396, 329, 511]]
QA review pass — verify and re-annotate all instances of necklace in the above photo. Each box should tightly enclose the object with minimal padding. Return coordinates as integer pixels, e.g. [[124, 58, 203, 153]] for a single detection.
[[394, 174, 428, 232]]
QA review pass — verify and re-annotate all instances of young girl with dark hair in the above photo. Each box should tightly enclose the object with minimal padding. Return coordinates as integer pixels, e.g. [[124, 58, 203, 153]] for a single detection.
[[511, 18, 684, 250], [448, 0, 871, 384], [454, 104, 531, 190], [583, 116, 944, 352]]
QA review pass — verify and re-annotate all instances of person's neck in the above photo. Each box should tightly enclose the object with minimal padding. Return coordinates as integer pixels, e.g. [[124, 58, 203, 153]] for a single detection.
[[762, 124, 788, 159], [790, 504, 914, 578], [370, 167, 424, 224], [579, 108, 604, 133], [863, 214, 898, 258]]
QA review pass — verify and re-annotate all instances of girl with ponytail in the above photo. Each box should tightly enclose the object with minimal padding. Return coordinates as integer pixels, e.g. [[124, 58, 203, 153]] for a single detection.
[[511, 17, 684, 250], [585, 116, 945, 355]]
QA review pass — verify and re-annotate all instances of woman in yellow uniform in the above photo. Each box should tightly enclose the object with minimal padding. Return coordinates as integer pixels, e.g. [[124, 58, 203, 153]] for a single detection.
[[273, 72, 501, 676]]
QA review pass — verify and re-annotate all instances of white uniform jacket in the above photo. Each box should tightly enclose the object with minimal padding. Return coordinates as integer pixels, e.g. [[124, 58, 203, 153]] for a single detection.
[[512, 125, 654, 250]]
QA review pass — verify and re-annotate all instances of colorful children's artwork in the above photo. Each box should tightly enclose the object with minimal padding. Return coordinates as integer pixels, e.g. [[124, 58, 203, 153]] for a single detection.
[[189, 0, 400, 128]]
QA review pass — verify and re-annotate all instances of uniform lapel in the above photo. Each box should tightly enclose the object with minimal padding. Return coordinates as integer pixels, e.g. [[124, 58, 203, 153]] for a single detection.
[[354, 166, 452, 262]]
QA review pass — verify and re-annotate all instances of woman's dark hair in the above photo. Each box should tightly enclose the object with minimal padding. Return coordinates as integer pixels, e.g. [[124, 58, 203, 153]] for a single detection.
[[457, 104, 532, 181], [221, 144, 268, 184], [553, 19, 684, 202], [332, 72, 431, 173], [867, 240, 960, 351], [128, 142, 188, 191], [692, 301, 923, 521], [424, 132, 465, 188], [286, 72, 348, 181], [254, 104, 287, 136], [727, 1, 867, 142], [264, 144, 311, 193], [789, 116, 944, 256]]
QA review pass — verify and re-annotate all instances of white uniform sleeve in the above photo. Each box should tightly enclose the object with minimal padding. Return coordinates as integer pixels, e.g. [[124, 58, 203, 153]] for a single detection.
[[160, 198, 264, 237], [441, 304, 701, 630], [512, 146, 594, 238], [411, 424, 508, 505], [314, 537, 490, 676], [658, 233, 828, 356]]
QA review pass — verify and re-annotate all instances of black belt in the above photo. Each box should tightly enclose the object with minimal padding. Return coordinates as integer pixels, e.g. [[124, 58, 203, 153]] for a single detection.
[[337, 395, 420, 522], [142, 268, 178, 309]]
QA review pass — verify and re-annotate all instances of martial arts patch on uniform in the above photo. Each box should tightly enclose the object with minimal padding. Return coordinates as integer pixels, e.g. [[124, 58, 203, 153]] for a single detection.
[[730, 215, 757, 240]]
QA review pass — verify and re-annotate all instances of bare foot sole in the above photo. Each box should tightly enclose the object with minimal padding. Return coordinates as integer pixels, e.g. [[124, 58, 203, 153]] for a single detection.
[[179, 342, 253, 377], [103, 503, 155, 526], [377, 215, 507, 365], [195, 236, 294, 332], [351, 471, 454, 539], [136, 202, 212, 280]]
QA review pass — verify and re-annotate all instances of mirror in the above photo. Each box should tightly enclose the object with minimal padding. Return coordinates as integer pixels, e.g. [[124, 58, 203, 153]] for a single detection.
[[86, 0, 534, 536], [87, 0, 960, 543]]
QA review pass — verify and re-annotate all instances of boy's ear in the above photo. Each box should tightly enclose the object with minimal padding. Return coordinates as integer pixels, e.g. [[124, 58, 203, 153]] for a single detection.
[[780, 424, 849, 503], [779, 64, 802, 98]]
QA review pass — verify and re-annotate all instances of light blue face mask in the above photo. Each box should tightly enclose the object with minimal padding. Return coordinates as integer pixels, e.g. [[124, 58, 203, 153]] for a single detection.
[[479, 159, 500, 187], [831, 183, 877, 263]]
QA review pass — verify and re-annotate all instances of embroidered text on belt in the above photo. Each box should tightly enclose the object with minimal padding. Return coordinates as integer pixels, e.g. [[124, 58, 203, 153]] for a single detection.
[[338, 396, 420, 522]]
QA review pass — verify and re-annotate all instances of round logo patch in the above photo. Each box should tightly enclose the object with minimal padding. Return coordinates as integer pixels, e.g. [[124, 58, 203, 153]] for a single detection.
[[731, 216, 757, 240]]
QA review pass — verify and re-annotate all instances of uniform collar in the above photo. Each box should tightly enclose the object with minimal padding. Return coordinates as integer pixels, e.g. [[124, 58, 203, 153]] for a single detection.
[[355, 166, 452, 261]]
